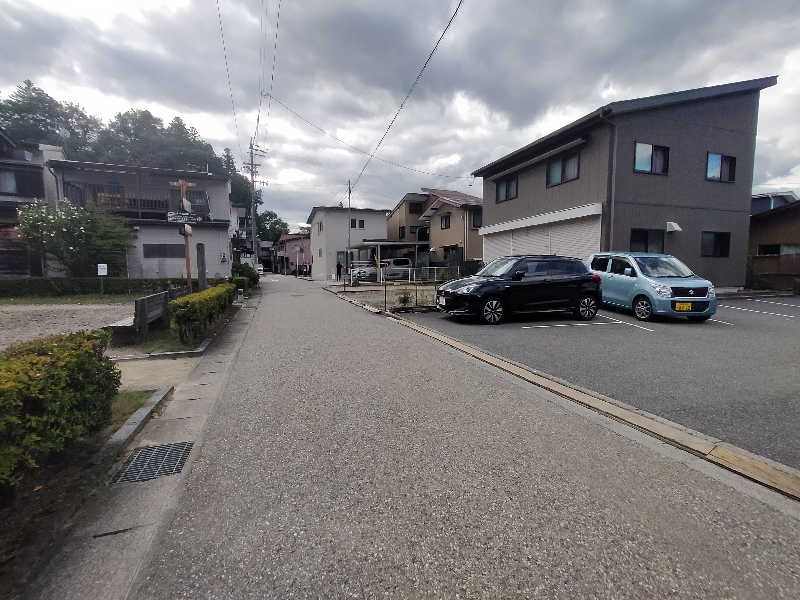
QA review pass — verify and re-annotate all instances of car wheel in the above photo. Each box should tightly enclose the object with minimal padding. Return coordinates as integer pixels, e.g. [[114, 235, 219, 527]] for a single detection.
[[574, 294, 598, 321], [688, 315, 710, 322], [632, 295, 653, 321], [481, 297, 505, 325]]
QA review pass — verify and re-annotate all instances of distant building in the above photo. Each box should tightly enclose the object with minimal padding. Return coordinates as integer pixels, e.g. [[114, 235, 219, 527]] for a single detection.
[[276, 233, 310, 275], [306, 206, 389, 281], [751, 190, 798, 215], [48, 159, 234, 279], [0, 127, 64, 275], [748, 197, 800, 289], [472, 76, 778, 287], [386, 188, 483, 263]]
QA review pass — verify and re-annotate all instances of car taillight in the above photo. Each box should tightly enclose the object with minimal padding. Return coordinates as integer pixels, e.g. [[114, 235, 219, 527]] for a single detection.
[[592, 274, 601, 284]]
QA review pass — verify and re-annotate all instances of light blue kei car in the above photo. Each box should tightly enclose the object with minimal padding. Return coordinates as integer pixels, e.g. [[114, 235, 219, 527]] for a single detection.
[[587, 253, 717, 322]]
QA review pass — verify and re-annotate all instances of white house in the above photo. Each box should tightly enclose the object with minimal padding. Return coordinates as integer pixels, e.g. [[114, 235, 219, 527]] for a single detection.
[[306, 206, 389, 280]]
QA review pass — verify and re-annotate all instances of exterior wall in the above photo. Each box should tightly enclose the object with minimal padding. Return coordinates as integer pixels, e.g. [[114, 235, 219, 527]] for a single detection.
[[611, 92, 760, 286], [386, 193, 430, 242], [748, 209, 800, 253], [481, 126, 610, 228], [429, 206, 482, 261], [129, 224, 232, 279], [278, 236, 311, 271], [310, 209, 388, 280]]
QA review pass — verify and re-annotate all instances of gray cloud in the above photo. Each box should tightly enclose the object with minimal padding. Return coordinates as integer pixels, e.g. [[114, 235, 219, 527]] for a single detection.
[[2, 0, 800, 226]]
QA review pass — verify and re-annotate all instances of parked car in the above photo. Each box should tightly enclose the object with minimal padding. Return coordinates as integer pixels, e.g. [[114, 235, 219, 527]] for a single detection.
[[352, 258, 413, 281], [587, 252, 716, 322], [436, 255, 601, 324]]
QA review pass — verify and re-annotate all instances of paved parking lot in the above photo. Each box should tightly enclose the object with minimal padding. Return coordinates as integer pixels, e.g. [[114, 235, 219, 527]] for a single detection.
[[405, 296, 800, 470]]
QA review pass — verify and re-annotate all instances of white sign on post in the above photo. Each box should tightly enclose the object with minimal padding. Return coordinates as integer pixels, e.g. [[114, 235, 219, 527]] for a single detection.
[[97, 263, 108, 276]]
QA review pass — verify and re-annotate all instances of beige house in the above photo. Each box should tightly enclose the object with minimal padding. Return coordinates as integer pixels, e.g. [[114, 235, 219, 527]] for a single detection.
[[386, 188, 483, 263]]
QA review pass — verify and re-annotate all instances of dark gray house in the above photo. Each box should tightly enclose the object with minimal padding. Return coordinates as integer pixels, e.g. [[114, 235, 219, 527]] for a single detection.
[[472, 76, 777, 286]]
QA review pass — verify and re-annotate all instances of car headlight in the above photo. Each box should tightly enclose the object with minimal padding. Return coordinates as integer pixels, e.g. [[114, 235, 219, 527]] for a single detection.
[[456, 283, 481, 294], [652, 282, 672, 297], [708, 285, 716, 298]]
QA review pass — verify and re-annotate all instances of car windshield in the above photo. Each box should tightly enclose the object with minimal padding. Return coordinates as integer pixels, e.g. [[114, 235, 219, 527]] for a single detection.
[[634, 256, 694, 278], [476, 257, 518, 277]]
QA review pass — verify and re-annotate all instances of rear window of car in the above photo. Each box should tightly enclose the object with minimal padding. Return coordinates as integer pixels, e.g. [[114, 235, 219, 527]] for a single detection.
[[548, 259, 588, 275], [590, 256, 610, 271], [393, 258, 411, 266]]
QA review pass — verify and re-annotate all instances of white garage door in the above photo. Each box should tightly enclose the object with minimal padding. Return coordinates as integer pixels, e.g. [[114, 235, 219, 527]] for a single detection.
[[482, 215, 601, 262]]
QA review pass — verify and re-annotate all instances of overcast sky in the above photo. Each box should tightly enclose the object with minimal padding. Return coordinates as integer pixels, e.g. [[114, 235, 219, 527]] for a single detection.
[[2, 0, 799, 228]]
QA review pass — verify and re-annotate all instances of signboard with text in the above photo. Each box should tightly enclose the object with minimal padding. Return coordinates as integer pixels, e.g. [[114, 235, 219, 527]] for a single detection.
[[167, 211, 202, 224], [97, 263, 108, 276]]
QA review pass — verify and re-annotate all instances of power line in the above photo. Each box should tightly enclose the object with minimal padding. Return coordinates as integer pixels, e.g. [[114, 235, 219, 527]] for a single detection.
[[261, 0, 284, 148], [214, 0, 244, 161], [350, 0, 464, 192], [265, 92, 472, 180], [253, 0, 270, 143]]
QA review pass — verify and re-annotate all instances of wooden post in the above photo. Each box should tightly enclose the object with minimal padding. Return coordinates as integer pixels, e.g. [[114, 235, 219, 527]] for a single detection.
[[184, 232, 191, 291]]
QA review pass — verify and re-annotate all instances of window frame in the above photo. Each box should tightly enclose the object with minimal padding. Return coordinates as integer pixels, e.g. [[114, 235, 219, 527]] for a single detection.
[[472, 210, 482, 229], [701, 231, 731, 257], [546, 152, 580, 188], [399, 225, 405, 240], [441, 214, 451, 230], [706, 152, 736, 183], [629, 228, 665, 253], [495, 175, 518, 203], [358, 219, 365, 229], [350, 218, 357, 229], [408, 201, 423, 214], [633, 142, 670, 176]]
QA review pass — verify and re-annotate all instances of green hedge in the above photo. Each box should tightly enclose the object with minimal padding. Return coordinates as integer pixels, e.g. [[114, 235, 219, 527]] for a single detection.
[[0, 330, 120, 488], [169, 283, 236, 344], [0, 277, 228, 298], [232, 263, 259, 287], [232, 276, 249, 291]]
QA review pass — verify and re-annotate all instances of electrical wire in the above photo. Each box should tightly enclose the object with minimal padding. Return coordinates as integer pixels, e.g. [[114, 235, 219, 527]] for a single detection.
[[350, 0, 464, 192], [265, 92, 472, 180], [261, 0, 284, 149], [253, 0, 269, 143], [215, 0, 244, 161]]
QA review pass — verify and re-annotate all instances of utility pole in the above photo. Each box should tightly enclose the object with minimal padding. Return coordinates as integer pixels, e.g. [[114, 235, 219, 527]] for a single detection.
[[347, 179, 351, 286], [249, 140, 257, 267]]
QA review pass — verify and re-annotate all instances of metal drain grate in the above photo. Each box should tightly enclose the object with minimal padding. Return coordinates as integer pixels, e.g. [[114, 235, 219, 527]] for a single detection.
[[114, 441, 194, 483]]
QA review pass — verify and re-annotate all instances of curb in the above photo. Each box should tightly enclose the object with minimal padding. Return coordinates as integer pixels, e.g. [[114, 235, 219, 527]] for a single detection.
[[94, 386, 174, 464], [384, 313, 800, 500], [110, 336, 213, 361], [716, 290, 795, 299]]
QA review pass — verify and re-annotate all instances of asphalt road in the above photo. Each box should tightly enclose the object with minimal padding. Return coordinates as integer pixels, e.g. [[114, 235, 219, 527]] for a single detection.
[[130, 277, 800, 598], [404, 296, 800, 469]]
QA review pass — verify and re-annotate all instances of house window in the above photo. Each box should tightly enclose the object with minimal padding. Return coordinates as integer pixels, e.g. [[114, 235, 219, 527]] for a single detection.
[[441, 214, 451, 229], [472, 211, 482, 228], [399, 226, 406, 240], [358, 219, 364, 229], [758, 244, 780, 256], [350, 218, 357, 228], [318, 221, 323, 233], [143, 244, 186, 259], [630, 229, 665, 253], [701, 231, 730, 257], [408, 202, 423, 214], [495, 175, 518, 203], [0, 169, 44, 197], [319, 248, 322, 257], [706, 153, 736, 182], [546, 153, 579, 187], [634, 143, 669, 175]]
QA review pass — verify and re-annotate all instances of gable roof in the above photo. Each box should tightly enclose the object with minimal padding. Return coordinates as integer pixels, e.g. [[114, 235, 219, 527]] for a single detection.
[[388, 192, 429, 217], [472, 75, 778, 178], [422, 187, 482, 207]]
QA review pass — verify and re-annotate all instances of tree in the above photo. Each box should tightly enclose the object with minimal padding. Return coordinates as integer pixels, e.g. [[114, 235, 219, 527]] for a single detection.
[[17, 201, 131, 277], [222, 147, 237, 176], [256, 210, 289, 242], [0, 80, 63, 144]]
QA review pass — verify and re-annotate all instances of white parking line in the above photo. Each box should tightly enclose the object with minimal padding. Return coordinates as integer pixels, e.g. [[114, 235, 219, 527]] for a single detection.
[[598, 312, 655, 332], [751, 298, 800, 309], [708, 318, 735, 325], [718, 305, 797, 318], [521, 322, 620, 329]]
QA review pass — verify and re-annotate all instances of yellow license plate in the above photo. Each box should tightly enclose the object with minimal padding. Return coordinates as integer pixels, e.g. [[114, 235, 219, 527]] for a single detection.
[[674, 302, 692, 311]]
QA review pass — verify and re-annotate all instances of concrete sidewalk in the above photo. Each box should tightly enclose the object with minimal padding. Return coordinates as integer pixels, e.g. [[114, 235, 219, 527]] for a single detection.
[[121, 275, 800, 599]]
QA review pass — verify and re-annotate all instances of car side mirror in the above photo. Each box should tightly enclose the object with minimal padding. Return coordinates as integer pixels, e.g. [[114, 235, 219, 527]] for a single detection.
[[512, 270, 525, 281], [624, 267, 635, 277]]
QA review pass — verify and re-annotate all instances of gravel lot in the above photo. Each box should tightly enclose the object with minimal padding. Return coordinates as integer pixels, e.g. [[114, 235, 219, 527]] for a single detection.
[[0, 302, 133, 350]]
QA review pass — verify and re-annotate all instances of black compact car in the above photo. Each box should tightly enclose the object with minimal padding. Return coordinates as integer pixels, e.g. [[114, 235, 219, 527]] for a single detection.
[[436, 255, 601, 324]]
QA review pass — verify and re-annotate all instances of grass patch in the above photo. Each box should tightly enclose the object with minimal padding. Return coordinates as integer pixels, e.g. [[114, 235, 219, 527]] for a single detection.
[[110, 327, 189, 355], [0, 389, 155, 596], [0, 294, 138, 305]]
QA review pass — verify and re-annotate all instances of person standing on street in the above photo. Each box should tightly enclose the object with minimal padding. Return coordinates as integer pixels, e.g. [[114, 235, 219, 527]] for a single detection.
[[336, 261, 343, 281]]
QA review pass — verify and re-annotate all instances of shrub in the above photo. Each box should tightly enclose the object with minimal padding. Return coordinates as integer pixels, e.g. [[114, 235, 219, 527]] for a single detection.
[[0, 330, 120, 488], [232, 263, 259, 287], [396, 290, 411, 306], [0, 277, 228, 298], [232, 276, 249, 291], [169, 283, 235, 344]]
